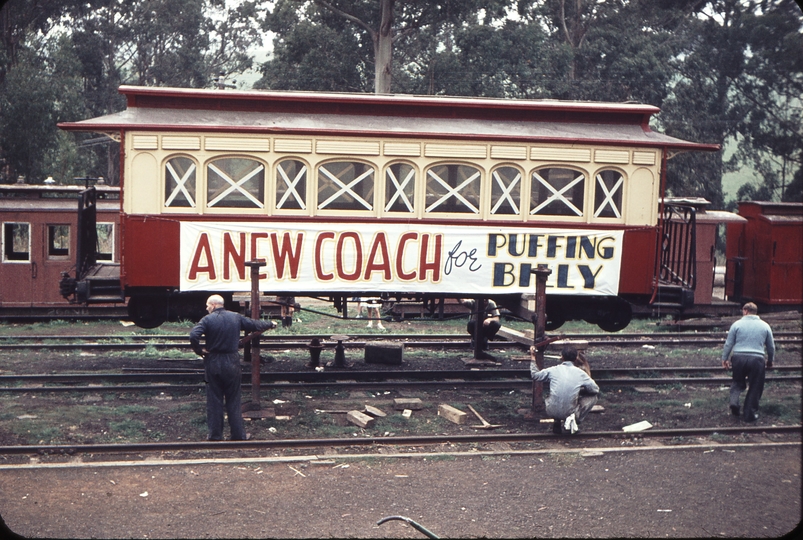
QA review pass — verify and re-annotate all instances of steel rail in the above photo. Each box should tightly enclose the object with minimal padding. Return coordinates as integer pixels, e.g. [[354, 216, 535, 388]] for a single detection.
[[0, 336, 799, 351], [1, 375, 799, 393], [0, 425, 798, 456], [3, 365, 801, 385], [1, 330, 800, 342]]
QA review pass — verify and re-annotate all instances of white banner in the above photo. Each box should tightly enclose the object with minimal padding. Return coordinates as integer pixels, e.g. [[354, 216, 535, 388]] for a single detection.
[[179, 222, 623, 296]]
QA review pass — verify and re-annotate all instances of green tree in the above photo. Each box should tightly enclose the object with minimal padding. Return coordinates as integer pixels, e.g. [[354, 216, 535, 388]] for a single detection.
[[0, 36, 88, 183], [659, 0, 802, 206], [256, 0, 508, 93], [728, 0, 802, 202], [0, 0, 262, 184]]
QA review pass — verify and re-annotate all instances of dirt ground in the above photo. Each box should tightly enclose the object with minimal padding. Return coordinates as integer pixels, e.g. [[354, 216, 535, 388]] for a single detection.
[[0, 310, 800, 538], [0, 310, 800, 449], [0, 445, 800, 538]]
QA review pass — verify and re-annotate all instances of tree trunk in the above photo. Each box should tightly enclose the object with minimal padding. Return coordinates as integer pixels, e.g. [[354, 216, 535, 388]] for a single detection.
[[374, 0, 394, 94]]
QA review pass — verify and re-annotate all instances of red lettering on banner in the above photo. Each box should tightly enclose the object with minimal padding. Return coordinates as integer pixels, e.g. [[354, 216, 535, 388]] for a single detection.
[[315, 232, 335, 281], [336, 232, 362, 281], [271, 232, 303, 280], [249, 232, 268, 279], [419, 233, 443, 282], [188, 233, 216, 281], [364, 233, 392, 280], [396, 232, 418, 280], [223, 232, 246, 281]]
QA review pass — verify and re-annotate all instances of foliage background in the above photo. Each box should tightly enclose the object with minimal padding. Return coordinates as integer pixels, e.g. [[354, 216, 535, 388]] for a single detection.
[[0, 0, 800, 207]]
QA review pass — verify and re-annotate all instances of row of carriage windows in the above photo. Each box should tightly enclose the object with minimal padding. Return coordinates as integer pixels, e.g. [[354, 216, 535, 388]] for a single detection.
[[2, 222, 114, 262], [165, 157, 624, 219]]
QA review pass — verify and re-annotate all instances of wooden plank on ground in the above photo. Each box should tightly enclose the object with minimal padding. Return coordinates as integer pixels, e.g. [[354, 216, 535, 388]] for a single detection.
[[364, 405, 387, 417], [346, 410, 375, 428], [394, 398, 423, 410], [438, 404, 467, 425]]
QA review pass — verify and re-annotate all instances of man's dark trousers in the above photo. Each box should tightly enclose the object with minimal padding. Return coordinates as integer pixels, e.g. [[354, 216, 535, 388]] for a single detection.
[[204, 352, 246, 440], [730, 354, 766, 421]]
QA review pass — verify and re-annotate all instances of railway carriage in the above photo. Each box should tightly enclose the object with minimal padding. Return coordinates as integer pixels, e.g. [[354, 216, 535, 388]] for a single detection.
[[0, 182, 122, 317], [58, 86, 721, 329], [725, 201, 803, 307]]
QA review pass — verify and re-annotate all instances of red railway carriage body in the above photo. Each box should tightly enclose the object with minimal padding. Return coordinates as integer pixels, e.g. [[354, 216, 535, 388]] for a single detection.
[[59, 86, 719, 329], [0, 184, 121, 316], [725, 201, 803, 306]]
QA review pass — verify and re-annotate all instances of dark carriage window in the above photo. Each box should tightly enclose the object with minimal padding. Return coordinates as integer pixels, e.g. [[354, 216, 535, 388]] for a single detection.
[[165, 156, 197, 208], [530, 167, 585, 217], [317, 161, 375, 211], [3, 222, 30, 262], [594, 169, 624, 218], [275, 159, 308, 211], [385, 162, 416, 213], [490, 166, 522, 216], [207, 157, 265, 209], [425, 164, 481, 214], [48, 225, 70, 258]]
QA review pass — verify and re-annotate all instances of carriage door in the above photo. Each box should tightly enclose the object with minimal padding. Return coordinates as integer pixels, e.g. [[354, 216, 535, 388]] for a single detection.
[[34, 222, 72, 306], [1, 221, 33, 307]]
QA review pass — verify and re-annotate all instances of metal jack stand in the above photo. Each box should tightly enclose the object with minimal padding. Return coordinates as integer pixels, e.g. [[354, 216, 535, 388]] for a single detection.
[[531, 264, 551, 414], [242, 260, 270, 418], [329, 334, 350, 368]]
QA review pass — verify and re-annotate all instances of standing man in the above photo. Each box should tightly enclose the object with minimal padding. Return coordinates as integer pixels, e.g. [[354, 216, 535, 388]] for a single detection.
[[190, 295, 276, 441], [722, 302, 775, 422], [530, 343, 599, 435]]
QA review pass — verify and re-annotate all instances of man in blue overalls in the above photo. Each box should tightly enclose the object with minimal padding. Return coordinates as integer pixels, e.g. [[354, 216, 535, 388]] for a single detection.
[[190, 295, 276, 440]]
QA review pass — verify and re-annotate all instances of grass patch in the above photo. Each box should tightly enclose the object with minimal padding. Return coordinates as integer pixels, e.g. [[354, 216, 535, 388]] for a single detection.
[[11, 421, 62, 444], [655, 383, 685, 391], [109, 418, 147, 438], [760, 395, 801, 424]]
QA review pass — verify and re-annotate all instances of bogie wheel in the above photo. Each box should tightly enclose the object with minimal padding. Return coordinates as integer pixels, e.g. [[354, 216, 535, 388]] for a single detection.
[[596, 302, 632, 332], [127, 296, 167, 329]]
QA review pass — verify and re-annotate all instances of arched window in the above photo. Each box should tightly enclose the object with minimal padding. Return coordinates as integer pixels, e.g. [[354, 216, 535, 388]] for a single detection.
[[275, 159, 307, 211], [317, 161, 375, 211], [207, 157, 265, 209], [594, 169, 624, 218], [530, 167, 585, 217], [425, 164, 481, 214], [384, 162, 416, 213], [164, 156, 196, 208], [490, 166, 522, 216]]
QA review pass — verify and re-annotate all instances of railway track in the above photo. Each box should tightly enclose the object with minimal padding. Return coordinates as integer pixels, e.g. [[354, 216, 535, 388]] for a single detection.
[[0, 425, 799, 457], [1, 367, 799, 393], [0, 331, 800, 351]]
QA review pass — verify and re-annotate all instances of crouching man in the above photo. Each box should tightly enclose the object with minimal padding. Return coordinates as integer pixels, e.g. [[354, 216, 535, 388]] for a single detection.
[[530, 344, 599, 434]]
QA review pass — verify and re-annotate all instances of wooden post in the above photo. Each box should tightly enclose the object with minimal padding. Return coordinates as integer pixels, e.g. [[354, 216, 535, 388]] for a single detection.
[[532, 264, 551, 413], [245, 260, 266, 406], [473, 297, 486, 359]]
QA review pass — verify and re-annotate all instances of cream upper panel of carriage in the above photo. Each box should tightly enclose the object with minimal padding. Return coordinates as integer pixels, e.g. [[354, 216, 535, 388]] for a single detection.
[[125, 132, 660, 225]]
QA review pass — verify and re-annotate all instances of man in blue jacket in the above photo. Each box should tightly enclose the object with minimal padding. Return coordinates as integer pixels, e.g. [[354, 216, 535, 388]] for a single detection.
[[190, 295, 276, 441], [722, 302, 775, 422]]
